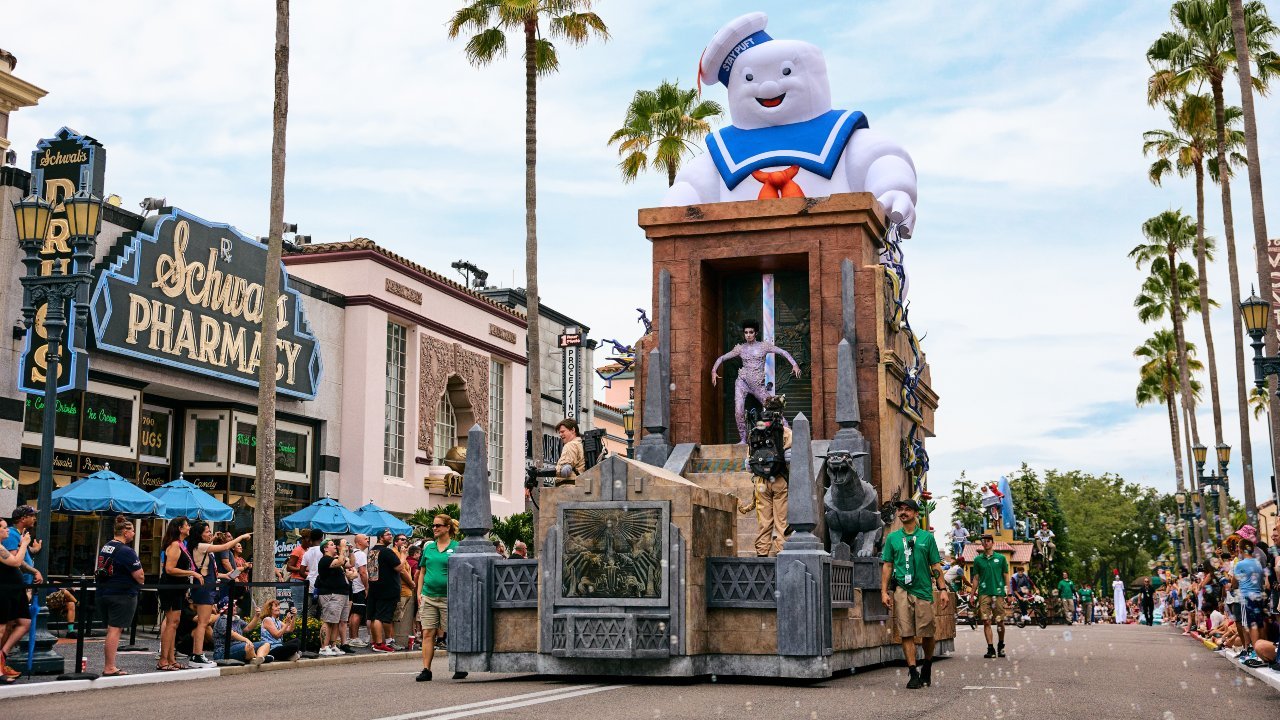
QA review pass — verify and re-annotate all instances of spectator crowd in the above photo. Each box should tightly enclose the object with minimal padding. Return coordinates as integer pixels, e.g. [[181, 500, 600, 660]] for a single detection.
[[0, 504, 528, 683]]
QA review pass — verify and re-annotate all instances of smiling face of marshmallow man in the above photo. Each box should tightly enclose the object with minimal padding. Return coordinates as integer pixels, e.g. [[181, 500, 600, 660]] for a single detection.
[[725, 40, 832, 130]]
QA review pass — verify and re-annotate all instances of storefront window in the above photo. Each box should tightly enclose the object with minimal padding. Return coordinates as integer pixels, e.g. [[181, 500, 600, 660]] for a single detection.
[[80, 391, 134, 448], [138, 408, 171, 462], [228, 415, 312, 483], [22, 393, 81, 439], [193, 418, 222, 463], [277, 428, 306, 474]]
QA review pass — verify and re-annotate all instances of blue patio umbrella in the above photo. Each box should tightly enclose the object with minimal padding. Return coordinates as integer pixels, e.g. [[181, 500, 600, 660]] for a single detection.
[[50, 466, 166, 516], [149, 473, 234, 522], [278, 496, 375, 535], [353, 501, 412, 536]]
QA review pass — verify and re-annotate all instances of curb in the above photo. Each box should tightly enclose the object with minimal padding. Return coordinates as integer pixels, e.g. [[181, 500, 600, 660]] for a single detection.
[[0, 651, 413, 700], [1214, 648, 1280, 693]]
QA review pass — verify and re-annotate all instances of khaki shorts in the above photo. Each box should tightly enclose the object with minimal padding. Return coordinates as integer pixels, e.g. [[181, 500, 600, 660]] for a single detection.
[[417, 595, 447, 630], [318, 593, 350, 624], [893, 587, 935, 638], [978, 595, 1007, 623]]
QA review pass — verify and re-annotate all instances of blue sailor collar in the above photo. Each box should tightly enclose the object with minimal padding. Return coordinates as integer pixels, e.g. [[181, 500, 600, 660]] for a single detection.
[[706, 109, 868, 190]]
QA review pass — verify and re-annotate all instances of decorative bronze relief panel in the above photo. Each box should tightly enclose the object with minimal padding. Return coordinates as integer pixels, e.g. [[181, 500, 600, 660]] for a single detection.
[[559, 503, 667, 601]]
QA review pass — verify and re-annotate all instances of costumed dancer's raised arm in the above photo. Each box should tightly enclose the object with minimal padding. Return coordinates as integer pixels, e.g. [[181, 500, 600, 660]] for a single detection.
[[764, 341, 802, 377], [710, 344, 742, 387]]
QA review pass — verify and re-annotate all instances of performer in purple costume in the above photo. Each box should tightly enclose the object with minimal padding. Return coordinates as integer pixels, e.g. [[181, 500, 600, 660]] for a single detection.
[[711, 320, 802, 444]]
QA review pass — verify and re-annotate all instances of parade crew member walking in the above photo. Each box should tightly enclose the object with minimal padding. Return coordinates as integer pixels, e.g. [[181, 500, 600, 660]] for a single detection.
[[971, 533, 1010, 658], [1078, 583, 1096, 624], [881, 499, 944, 690], [1057, 571, 1077, 624]]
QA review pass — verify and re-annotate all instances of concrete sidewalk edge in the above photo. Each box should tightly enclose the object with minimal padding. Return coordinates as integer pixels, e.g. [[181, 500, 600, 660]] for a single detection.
[[1215, 648, 1280, 693], [0, 651, 412, 699]]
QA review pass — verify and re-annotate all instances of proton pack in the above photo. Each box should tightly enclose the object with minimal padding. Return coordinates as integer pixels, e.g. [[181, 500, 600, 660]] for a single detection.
[[747, 395, 788, 480]]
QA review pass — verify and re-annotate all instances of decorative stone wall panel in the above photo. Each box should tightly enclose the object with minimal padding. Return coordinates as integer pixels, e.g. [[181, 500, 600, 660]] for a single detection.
[[418, 335, 490, 457]]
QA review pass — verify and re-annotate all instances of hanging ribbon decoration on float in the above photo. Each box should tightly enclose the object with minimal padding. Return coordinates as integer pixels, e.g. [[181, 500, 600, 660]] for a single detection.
[[880, 220, 931, 515]]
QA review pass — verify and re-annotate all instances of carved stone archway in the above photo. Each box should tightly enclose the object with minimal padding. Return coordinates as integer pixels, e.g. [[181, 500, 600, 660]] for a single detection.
[[419, 335, 490, 460]]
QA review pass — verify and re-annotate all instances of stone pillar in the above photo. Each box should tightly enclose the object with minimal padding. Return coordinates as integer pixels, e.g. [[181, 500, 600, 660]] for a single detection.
[[449, 424, 497, 666], [636, 347, 672, 467], [776, 413, 832, 656], [831, 258, 872, 488]]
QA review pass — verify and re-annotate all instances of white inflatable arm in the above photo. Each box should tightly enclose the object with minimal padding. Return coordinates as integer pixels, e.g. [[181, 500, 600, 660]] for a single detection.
[[661, 153, 722, 207], [844, 127, 918, 233]]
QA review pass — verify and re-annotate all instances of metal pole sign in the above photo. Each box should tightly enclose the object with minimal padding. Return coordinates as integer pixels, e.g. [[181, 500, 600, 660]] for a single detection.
[[18, 128, 106, 395], [563, 345, 579, 422], [1270, 238, 1280, 346]]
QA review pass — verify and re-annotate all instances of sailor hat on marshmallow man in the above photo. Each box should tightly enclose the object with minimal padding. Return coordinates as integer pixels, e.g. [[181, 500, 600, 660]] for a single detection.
[[665, 12, 918, 233], [697, 12, 831, 130]]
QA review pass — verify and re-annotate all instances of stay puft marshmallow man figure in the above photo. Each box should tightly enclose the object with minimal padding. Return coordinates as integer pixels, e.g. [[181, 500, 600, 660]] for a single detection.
[[663, 12, 918, 233]]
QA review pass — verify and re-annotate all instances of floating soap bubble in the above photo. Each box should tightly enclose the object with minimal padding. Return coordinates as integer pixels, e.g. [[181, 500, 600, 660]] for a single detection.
[[1062, 630, 1072, 642]]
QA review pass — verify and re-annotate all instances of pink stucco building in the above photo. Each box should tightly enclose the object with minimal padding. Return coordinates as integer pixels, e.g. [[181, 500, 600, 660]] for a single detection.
[[285, 239, 529, 517]]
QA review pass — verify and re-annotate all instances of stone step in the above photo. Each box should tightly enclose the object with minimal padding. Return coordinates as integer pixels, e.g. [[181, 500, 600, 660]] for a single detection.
[[696, 443, 748, 460]]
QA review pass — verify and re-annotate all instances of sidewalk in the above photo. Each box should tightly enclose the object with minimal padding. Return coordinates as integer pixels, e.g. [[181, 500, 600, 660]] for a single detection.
[[1, 634, 424, 698], [1179, 626, 1280, 693]]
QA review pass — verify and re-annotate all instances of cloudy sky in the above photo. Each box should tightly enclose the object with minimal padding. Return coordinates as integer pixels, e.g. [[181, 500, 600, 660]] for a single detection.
[[7, 1, 1280, 526]]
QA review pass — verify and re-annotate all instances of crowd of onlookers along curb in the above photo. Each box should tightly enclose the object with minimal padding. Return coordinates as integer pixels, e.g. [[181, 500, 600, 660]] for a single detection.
[[0, 505, 525, 684]]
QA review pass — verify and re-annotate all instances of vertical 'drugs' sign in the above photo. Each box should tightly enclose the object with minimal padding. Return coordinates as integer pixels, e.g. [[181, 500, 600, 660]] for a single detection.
[[90, 207, 322, 399], [18, 128, 107, 395]]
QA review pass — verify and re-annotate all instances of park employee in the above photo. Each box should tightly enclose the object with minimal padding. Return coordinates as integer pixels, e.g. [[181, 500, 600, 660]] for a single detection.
[[971, 534, 1010, 659], [881, 499, 944, 691], [552, 419, 586, 485]]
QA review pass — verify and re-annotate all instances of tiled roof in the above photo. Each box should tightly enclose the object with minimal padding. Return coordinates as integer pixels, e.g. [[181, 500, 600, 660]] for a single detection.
[[286, 238, 525, 321], [960, 541, 1034, 564]]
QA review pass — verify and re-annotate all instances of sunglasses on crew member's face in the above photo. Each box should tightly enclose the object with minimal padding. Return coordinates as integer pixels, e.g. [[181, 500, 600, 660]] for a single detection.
[[432, 523, 447, 529]]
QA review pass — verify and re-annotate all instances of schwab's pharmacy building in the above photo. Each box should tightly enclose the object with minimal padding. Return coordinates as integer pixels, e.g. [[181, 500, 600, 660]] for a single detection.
[[0, 129, 528, 577]]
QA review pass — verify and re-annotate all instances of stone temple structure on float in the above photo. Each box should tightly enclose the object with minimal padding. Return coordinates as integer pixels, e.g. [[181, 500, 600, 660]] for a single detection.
[[446, 11, 948, 678]]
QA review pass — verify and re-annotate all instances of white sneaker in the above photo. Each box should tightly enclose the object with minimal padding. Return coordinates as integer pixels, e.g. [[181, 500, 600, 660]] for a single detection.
[[348, 638, 369, 648]]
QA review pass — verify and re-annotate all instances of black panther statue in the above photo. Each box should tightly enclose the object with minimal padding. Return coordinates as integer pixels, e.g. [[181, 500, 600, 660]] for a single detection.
[[823, 449, 885, 557]]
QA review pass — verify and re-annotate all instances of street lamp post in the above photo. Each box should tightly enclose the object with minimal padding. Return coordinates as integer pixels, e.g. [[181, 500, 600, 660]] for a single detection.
[[1240, 292, 1280, 522], [1175, 491, 1200, 565], [622, 404, 635, 459], [12, 190, 103, 675], [1193, 443, 1232, 543]]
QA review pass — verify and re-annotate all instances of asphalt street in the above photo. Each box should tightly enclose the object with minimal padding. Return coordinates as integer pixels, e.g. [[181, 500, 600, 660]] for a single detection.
[[4, 622, 1278, 719]]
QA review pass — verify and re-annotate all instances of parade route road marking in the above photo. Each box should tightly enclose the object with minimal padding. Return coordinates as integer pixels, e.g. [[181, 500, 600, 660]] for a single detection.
[[961, 686, 1021, 690], [372, 684, 626, 720]]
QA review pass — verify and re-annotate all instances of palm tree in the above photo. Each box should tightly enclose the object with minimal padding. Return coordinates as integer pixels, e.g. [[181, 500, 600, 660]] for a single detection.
[[1228, 0, 1280, 521], [448, 1, 609, 474], [252, 0, 290, 599], [1135, 255, 1209, 485], [1136, 329, 1204, 494], [1148, 0, 1280, 518], [1143, 93, 1243, 458], [608, 80, 723, 186], [1130, 211, 1202, 466]]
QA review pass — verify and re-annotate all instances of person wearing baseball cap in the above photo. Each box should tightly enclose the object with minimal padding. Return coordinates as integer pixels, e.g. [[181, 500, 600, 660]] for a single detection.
[[881, 498, 943, 689], [3, 506, 41, 586]]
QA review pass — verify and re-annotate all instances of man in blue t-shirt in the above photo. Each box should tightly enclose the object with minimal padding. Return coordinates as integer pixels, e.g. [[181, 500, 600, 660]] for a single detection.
[[4, 505, 42, 586], [96, 518, 144, 676], [1233, 538, 1267, 664]]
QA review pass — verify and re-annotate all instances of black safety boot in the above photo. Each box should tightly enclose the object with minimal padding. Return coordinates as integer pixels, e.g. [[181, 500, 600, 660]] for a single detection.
[[906, 666, 923, 689]]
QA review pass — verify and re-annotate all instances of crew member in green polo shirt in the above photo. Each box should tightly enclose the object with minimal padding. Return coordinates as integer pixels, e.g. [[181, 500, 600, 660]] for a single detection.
[[1078, 583, 1096, 624], [971, 533, 1009, 658], [881, 499, 944, 690], [1056, 571, 1077, 625]]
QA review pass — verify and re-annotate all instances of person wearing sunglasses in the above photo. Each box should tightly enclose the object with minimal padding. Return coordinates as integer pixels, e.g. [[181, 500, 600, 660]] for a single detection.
[[880, 498, 945, 690], [416, 515, 460, 682]]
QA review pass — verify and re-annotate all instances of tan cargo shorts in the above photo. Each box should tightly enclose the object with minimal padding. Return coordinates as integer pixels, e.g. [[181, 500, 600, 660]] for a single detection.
[[893, 586, 935, 638], [978, 595, 1007, 623]]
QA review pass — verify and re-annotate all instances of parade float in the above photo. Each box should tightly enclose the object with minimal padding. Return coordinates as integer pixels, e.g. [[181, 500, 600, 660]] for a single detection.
[[447, 11, 948, 679]]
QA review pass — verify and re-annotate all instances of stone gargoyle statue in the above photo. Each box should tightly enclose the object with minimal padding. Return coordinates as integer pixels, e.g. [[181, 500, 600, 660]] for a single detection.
[[823, 449, 885, 557]]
